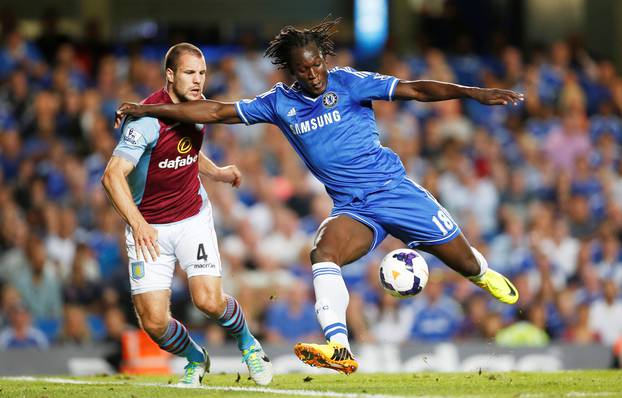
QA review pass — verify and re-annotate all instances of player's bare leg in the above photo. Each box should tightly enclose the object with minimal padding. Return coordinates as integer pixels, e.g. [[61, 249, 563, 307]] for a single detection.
[[294, 215, 373, 374], [133, 290, 209, 387], [132, 290, 172, 339], [418, 233, 519, 304], [189, 276, 272, 385]]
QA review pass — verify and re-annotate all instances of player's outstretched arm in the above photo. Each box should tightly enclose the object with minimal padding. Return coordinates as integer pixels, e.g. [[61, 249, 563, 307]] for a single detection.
[[101, 156, 160, 262], [114, 100, 241, 129], [393, 80, 524, 105]]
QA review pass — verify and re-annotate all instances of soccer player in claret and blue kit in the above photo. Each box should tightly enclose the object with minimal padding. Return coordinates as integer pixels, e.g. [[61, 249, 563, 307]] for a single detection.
[[116, 19, 524, 375], [103, 43, 272, 386]]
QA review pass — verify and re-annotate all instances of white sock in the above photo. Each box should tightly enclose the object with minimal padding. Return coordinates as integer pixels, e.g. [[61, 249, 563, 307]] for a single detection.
[[312, 262, 351, 351], [469, 246, 489, 280]]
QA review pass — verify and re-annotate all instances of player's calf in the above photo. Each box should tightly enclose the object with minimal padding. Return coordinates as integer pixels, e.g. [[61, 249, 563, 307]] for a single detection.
[[155, 318, 206, 362]]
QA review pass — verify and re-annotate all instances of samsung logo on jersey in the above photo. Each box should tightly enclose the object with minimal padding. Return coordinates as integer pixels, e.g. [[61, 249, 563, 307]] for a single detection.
[[158, 154, 198, 170], [290, 110, 341, 135]]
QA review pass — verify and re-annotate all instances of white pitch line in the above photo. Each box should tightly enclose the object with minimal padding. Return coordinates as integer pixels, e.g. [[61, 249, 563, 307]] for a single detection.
[[520, 393, 620, 398], [0, 376, 414, 398], [2, 377, 619, 398]]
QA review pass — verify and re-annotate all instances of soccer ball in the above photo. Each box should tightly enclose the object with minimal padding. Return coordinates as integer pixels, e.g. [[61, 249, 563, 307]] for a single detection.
[[379, 249, 429, 298]]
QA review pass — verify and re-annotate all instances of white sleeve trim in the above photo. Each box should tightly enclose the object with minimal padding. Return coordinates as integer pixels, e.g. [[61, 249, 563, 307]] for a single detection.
[[388, 78, 399, 101], [235, 101, 250, 125]]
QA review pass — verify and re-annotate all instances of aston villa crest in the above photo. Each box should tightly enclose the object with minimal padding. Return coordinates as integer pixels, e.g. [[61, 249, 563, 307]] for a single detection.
[[322, 91, 338, 108], [131, 260, 145, 280]]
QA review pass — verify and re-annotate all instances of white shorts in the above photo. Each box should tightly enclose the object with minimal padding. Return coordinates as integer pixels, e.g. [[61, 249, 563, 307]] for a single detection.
[[126, 204, 222, 295]]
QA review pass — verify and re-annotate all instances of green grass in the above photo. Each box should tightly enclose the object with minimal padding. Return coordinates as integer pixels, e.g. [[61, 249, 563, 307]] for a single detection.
[[1, 371, 621, 398]]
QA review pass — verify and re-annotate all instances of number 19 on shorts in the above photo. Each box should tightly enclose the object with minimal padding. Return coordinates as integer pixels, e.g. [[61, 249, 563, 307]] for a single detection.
[[432, 209, 454, 235]]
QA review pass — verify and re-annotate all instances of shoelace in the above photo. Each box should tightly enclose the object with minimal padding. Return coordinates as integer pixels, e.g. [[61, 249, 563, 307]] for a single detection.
[[330, 346, 353, 361], [242, 346, 264, 374], [180, 362, 200, 384]]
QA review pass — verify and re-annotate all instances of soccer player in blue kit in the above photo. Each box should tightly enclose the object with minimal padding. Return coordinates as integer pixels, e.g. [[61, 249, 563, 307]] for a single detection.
[[116, 19, 524, 374]]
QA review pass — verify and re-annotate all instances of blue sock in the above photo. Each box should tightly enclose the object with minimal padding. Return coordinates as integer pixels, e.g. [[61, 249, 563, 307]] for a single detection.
[[218, 295, 255, 351], [156, 318, 205, 363]]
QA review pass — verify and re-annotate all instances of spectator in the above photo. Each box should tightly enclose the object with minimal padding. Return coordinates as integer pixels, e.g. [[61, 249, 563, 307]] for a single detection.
[[488, 212, 531, 276], [499, 169, 533, 221], [44, 206, 79, 279], [0, 303, 49, 350], [102, 306, 132, 371], [11, 234, 62, 321], [594, 236, 622, 286], [496, 302, 550, 347], [0, 205, 29, 283], [439, 152, 499, 235], [482, 312, 503, 341], [0, 284, 22, 327], [539, 218, 580, 281], [457, 292, 490, 339], [567, 194, 599, 239], [265, 279, 321, 343], [544, 111, 591, 173], [257, 205, 309, 267], [0, 27, 44, 80], [369, 293, 414, 344], [564, 303, 599, 344], [88, 208, 123, 278], [409, 271, 463, 342], [57, 305, 91, 346], [63, 244, 102, 309], [589, 280, 622, 346]]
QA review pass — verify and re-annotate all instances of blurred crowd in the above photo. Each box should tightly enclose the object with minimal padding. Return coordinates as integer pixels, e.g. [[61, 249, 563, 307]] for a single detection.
[[1, 12, 622, 361]]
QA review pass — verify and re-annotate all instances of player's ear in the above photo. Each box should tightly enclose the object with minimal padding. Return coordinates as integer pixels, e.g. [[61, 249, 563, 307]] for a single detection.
[[165, 68, 175, 84]]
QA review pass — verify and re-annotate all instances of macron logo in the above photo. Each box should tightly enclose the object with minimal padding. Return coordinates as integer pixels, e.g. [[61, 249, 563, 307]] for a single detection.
[[287, 107, 297, 117], [158, 154, 198, 170]]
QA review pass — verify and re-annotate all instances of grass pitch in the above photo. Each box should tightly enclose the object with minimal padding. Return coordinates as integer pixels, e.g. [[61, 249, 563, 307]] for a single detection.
[[0, 371, 620, 398]]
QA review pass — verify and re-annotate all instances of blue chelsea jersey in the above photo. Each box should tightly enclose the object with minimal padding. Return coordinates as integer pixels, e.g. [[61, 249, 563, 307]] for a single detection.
[[235, 66, 406, 206]]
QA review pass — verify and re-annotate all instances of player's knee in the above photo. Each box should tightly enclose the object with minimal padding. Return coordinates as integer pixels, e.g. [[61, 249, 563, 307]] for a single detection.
[[194, 291, 226, 318], [139, 313, 169, 339], [310, 246, 341, 265]]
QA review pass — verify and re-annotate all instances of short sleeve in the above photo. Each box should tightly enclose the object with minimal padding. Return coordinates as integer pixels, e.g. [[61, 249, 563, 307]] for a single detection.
[[338, 67, 399, 102], [235, 85, 279, 125], [112, 117, 160, 165]]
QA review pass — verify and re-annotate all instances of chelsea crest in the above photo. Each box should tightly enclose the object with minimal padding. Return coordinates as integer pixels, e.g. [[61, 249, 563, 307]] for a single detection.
[[322, 91, 338, 108]]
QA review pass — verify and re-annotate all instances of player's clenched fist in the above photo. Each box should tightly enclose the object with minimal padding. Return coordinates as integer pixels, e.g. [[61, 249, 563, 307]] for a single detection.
[[115, 102, 145, 128], [214, 165, 242, 188]]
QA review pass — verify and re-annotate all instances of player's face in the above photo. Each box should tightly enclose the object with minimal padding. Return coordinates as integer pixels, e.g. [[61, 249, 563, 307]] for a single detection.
[[167, 53, 206, 102], [290, 44, 328, 97]]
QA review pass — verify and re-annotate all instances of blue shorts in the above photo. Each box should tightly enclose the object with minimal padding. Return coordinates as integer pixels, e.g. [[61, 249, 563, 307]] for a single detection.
[[330, 178, 461, 253]]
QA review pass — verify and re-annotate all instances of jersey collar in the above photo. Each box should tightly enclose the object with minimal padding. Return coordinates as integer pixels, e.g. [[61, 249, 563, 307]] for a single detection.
[[291, 74, 332, 103]]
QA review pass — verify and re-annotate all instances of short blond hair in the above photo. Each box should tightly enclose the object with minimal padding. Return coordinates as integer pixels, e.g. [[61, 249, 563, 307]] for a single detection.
[[164, 42, 203, 72]]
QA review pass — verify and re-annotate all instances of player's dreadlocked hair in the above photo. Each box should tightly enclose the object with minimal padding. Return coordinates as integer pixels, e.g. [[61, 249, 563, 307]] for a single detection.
[[264, 17, 340, 71]]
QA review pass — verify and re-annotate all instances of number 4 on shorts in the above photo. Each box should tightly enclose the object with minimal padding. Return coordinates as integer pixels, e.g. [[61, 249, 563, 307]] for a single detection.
[[197, 243, 208, 261]]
